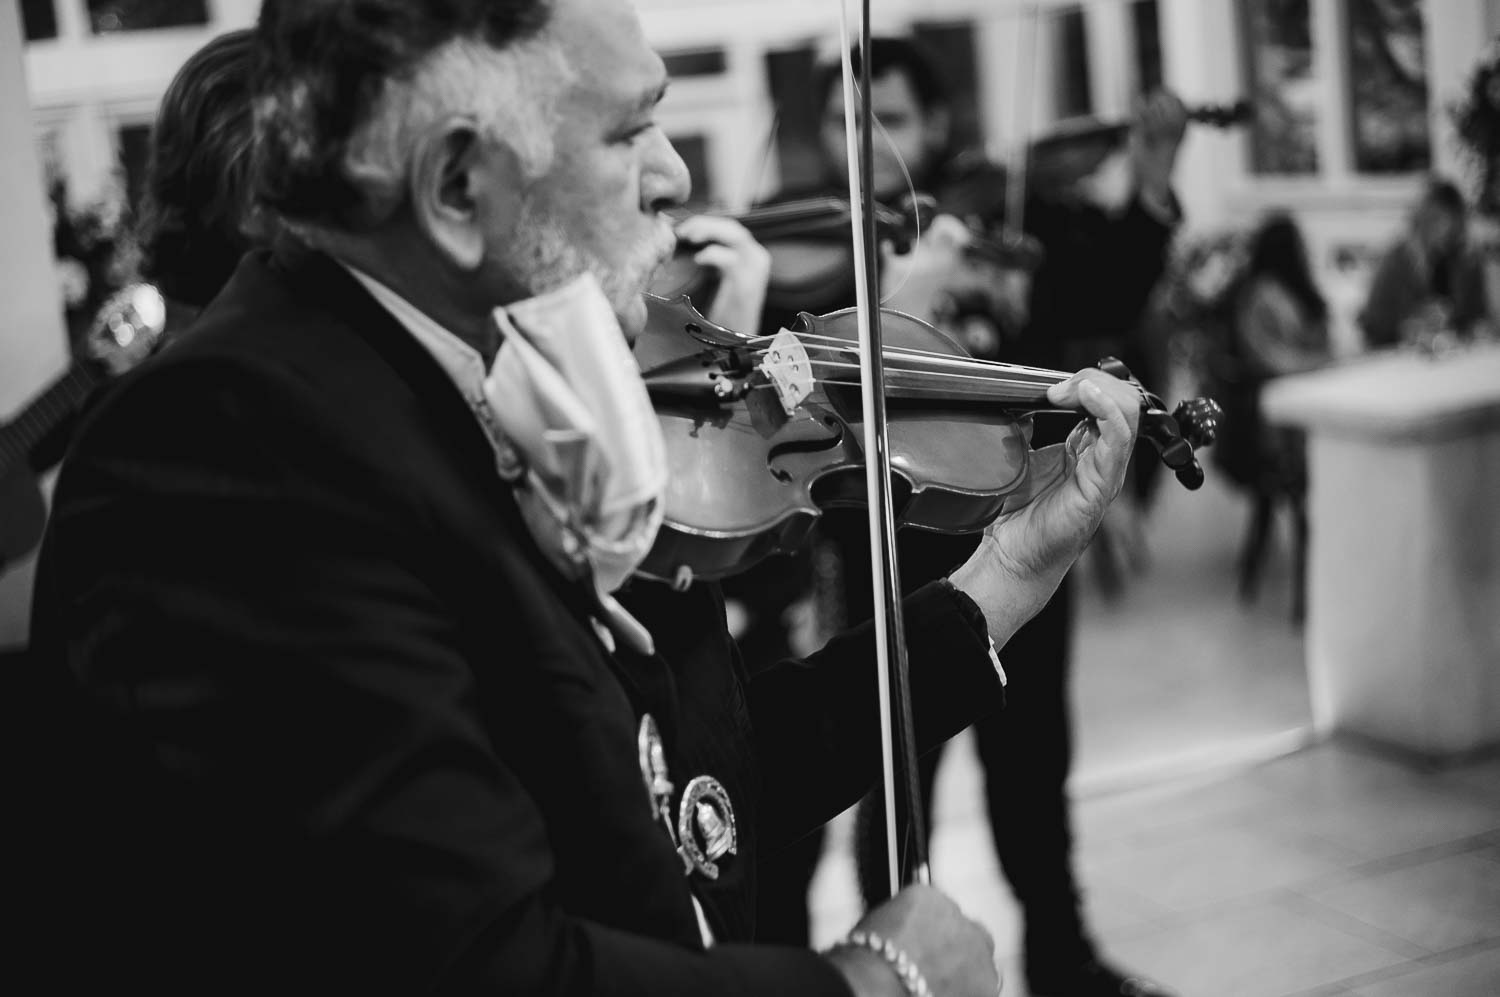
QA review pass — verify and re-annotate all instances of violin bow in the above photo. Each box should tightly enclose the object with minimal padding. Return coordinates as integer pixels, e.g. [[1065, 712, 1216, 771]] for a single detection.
[[836, 0, 928, 895]]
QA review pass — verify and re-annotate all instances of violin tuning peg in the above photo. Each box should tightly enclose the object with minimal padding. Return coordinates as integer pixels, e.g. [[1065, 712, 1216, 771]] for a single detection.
[[1095, 356, 1133, 381], [1172, 398, 1222, 450], [1139, 408, 1204, 491], [1174, 459, 1206, 491]]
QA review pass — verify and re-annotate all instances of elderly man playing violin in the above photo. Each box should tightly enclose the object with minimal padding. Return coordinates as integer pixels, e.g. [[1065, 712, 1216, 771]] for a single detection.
[[18, 1, 1145, 995]]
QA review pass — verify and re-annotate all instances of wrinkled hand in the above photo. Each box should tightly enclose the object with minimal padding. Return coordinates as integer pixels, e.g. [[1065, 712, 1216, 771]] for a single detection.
[[1129, 89, 1188, 207], [674, 215, 771, 335], [825, 885, 1000, 997], [948, 368, 1142, 643]]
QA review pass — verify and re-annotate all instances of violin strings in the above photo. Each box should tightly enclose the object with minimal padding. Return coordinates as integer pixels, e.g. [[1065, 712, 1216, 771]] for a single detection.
[[742, 327, 1070, 376], [749, 330, 1071, 379], [782, 356, 1065, 391], [789, 337, 1067, 377], [751, 334, 1152, 403]]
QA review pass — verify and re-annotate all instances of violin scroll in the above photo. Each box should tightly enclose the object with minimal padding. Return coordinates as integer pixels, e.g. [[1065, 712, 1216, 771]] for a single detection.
[[1095, 357, 1220, 491], [1139, 399, 1220, 492], [1172, 398, 1222, 451]]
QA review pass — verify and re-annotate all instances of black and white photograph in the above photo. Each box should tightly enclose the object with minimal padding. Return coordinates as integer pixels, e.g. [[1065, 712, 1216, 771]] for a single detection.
[[3, 1, 1498, 994]]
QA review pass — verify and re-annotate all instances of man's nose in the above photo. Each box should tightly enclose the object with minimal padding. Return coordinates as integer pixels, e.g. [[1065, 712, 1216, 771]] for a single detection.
[[642, 130, 691, 213]]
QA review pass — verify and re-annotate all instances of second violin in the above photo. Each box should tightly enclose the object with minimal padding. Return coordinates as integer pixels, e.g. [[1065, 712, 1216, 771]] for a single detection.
[[649, 193, 1043, 319]]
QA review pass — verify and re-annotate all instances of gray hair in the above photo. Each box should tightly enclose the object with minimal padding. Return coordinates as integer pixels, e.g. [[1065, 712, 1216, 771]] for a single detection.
[[339, 36, 572, 225], [249, 0, 554, 229]]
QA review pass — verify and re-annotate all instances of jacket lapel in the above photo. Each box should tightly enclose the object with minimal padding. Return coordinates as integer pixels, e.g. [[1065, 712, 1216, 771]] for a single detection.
[[264, 242, 682, 717]]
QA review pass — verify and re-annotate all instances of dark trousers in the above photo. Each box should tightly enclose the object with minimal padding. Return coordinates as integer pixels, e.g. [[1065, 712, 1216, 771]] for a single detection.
[[755, 578, 1094, 973]]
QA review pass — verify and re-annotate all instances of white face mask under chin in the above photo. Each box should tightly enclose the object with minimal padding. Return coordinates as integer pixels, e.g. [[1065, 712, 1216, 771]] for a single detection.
[[483, 273, 667, 610]]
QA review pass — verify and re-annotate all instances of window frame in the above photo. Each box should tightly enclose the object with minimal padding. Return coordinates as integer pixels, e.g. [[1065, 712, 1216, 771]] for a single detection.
[[1232, 0, 1436, 194]]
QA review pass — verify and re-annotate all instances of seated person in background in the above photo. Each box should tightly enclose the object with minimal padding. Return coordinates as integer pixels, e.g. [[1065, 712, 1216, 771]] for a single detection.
[[1214, 212, 1331, 615], [1231, 213, 1331, 378], [1359, 177, 1486, 349]]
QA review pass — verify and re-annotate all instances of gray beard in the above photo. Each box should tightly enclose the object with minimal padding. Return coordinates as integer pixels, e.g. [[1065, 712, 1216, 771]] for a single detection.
[[504, 196, 671, 318]]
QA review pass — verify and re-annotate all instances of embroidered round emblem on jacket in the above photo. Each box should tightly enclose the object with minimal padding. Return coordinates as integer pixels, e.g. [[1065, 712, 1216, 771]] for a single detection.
[[676, 775, 738, 880]]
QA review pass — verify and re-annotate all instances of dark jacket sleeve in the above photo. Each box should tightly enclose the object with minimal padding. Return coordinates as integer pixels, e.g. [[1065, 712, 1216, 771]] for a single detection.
[[747, 577, 1002, 849], [1025, 193, 1178, 361], [25, 356, 851, 997]]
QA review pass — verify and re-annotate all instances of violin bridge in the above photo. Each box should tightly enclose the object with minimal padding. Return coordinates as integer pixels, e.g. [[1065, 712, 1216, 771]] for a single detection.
[[760, 330, 814, 417]]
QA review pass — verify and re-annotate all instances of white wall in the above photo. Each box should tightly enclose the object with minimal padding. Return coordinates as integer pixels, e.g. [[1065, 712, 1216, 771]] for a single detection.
[[1, 0, 70, 647], [19, 0, 1499, 289]]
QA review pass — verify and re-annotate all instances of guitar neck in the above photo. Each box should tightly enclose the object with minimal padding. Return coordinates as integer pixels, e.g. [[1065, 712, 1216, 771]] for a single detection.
[[0, 362, 103, 473]]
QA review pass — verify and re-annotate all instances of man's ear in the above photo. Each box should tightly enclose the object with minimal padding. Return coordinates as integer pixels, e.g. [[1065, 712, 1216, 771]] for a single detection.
[[409, 118, 508, 272]]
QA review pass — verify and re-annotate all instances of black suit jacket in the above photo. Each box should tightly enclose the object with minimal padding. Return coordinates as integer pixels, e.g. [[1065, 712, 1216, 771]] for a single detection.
[[17, 245, 1001, 995]]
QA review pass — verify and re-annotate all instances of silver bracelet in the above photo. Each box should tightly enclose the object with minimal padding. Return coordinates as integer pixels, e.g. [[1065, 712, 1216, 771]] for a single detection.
[[832, 929, 933, 997]]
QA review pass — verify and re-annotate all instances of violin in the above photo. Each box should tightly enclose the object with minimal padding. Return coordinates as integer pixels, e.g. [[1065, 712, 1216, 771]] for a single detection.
[[633, 293, 1219, 586], [649, 194, 1043, 320], [1026, 98, 1255, 198]]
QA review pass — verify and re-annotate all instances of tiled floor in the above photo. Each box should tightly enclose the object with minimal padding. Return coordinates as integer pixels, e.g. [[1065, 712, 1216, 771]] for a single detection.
[[1079, 747, 1500, 997], [806, 457, 1500, 995], [810, 742, 1500, 996]]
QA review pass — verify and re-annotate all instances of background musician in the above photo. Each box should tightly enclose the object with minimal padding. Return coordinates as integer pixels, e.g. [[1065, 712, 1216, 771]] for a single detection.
[[749, 35, 1186, 997]]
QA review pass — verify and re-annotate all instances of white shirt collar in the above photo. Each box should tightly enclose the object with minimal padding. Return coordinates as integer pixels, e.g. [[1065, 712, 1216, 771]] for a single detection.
[[340, 262, 520, 475]]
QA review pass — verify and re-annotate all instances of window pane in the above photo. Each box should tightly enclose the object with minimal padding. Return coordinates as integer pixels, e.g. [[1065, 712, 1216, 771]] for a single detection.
[[765, 44, 823, 195], [1055, 8, 1093, 119], [117, 123, 153, 213], [1134, 0, 1164, 93], [88, 0, 209, 34], [913, 21, 981, 151], [1346, 0, 1430, 173], [662, 49, 727, 79], [21, 0, 59, 40], [669, 133, 713, 208], [1240, 0, 1320, 174]]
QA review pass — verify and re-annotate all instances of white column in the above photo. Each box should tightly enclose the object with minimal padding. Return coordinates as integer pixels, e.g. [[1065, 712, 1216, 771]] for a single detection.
[[208, 0, 262, 28], [0, 0, 70, 647], [1084, 0, 1135, 120], [1311, 0, 1352, 184], [1158, 0, 1242, 231], [973, 7, 1036, 161], [53, 0, 88, 41]]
